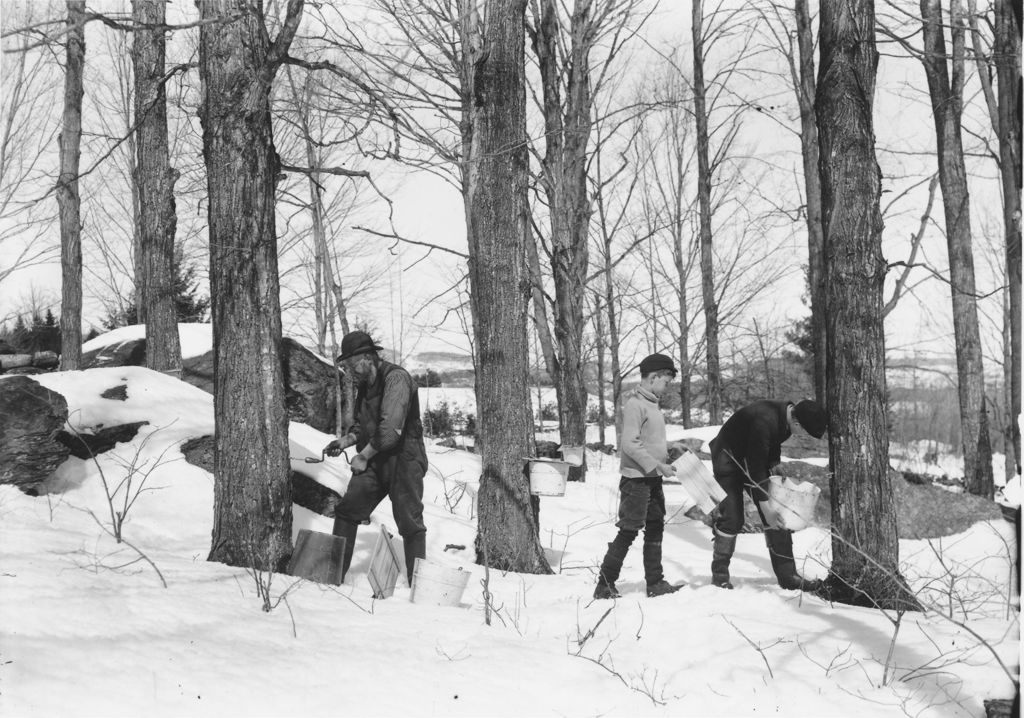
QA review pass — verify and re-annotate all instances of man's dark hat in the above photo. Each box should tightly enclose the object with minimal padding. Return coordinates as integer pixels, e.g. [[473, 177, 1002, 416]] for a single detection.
[[337, 330, 383, 361], [793, 399, 827, 439], [639, 353, 677, 377]]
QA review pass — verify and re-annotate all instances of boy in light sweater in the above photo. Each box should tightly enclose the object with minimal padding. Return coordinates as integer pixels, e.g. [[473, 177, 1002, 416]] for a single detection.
[[594, 353, 686, 599]]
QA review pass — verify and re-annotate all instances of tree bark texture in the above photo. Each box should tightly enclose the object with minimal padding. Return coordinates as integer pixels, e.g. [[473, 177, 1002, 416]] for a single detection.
[[995, 0, 1021, 478], [795, 0, 827, 406], [691, 0, 722, 424], [199, 0, 304, 572], [468, 0, 551, 574], [530, 0, 593, 480], [133, 0, 182, 376], [57, 0, 85, 371], [816, 0, 914, 610], [920, 0, 994, 498]]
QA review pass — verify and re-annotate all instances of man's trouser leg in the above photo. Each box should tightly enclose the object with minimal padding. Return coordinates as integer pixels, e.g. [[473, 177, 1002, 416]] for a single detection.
[[333, 467, 387, 580], [711, 472, 744, 588], [387, 453, 428, 585]]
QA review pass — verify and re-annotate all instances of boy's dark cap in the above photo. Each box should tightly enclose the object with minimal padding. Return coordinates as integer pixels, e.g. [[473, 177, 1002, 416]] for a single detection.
[[639, 353, 677, 377], [337, 330, 383, 361], [793, 399, 828, 438]]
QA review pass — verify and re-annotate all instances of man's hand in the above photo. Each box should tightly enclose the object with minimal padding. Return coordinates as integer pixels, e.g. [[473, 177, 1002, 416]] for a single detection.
[[349, 453, 369, 473], [324, 434, 356, 457], [656, 462, 677, 478]]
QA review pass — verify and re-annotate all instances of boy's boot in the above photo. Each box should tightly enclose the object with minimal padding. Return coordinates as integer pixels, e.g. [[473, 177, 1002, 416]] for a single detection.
[[332, 516, 359, 581], [643, 540, 682, 597], [765, 528, 821, 591], [403, 530, 426, 586], [594, 530, 636, 599], [711, 529, 737, 589]]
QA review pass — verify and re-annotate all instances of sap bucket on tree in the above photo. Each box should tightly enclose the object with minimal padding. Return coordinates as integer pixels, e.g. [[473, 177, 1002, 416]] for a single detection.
[[287, 529, 346, 585], [527, 458, 570, 496], [559, 445, 584, 467], [409, 558, 471, 607], [760, 476, 821, 531]]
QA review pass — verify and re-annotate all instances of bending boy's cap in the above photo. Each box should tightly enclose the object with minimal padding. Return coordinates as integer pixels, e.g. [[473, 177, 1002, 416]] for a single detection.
[[793, 399, 828, 438], [639, 353, 677, 377]]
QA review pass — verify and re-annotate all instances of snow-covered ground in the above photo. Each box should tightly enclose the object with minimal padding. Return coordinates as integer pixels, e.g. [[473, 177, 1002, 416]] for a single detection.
[[0, 365, 1018, 717]]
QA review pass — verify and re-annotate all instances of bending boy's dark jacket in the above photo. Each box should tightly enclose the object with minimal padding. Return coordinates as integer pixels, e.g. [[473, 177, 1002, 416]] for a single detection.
[[352, 360, 426, 465], [709, 400, 791, 485]]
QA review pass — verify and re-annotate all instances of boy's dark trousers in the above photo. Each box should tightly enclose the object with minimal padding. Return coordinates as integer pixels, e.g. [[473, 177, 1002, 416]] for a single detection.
[[597, 476, 667, 588]]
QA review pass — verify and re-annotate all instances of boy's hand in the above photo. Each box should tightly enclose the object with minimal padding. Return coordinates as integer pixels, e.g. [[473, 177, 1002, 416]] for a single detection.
[[656, 462, 676, 478]]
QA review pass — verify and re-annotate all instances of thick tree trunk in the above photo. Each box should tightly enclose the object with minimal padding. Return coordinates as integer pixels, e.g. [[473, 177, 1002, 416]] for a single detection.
[[995, 0, 1022, 479], [133, 0, 182, 376], [920, 0, 994, 498], [692, 0, 721, 424], [817, 0, 916, 610], [795, 0, 826, 406], [468, 0, 551, 574], [530, 0, 593, 481], [57, 0, 85, 371], [199, 0, 303, 572]]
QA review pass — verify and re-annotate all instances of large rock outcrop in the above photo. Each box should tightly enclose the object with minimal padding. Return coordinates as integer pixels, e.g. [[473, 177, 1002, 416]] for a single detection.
[[0, 375, 71, 493], [82, 335, 341, 434]]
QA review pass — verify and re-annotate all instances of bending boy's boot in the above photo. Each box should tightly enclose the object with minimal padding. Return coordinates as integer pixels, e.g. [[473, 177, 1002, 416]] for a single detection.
[[765, 528, 820, 591], [711, 529, 737, 589], [332, 516, 359, 580], [594, 529, 636, 599], [403, 530, 426, 586], [643, 541, 682, 597]]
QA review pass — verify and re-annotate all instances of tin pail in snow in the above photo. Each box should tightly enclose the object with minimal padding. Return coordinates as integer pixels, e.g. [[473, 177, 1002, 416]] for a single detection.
[[287, 529, 346, 585], [559, 445, 584, 467], [763, 476, 821, 531], [410, 558, 471, 607], [527, 459, 570, 496]]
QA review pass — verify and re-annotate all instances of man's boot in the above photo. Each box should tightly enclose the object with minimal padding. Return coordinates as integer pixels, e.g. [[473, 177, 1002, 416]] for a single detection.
[[403, 530, 426, 586], [711, 529, 737, 589], [332, 516, 359, 581], [594, 529, 636, 599], [765, 528, 820, 591]]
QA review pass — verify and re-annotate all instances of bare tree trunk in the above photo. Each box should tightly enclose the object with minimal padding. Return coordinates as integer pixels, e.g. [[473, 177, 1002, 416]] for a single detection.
[[795, 0, 826, 405], [817, 0, 915, 610], [530, 0, 593, 480], [995, 0, 1021, 479], [692, 0, 721, 424], [920, 0, 994, 498], [133, 0, 181, 375], [468, 0, 551, 574], [58, 0, 85, 371], [593, 289, 607, 445], [200, 0, 303, 572]]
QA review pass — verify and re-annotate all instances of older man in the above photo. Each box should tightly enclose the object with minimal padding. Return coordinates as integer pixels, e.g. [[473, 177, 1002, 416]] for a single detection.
[[324, 331, 427, 584]]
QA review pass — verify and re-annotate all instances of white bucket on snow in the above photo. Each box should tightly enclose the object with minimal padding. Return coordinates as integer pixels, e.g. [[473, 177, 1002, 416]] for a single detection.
[[410, 558, 471, 607], [527, 459, 570, 496], [761, 476, 821, 531]]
